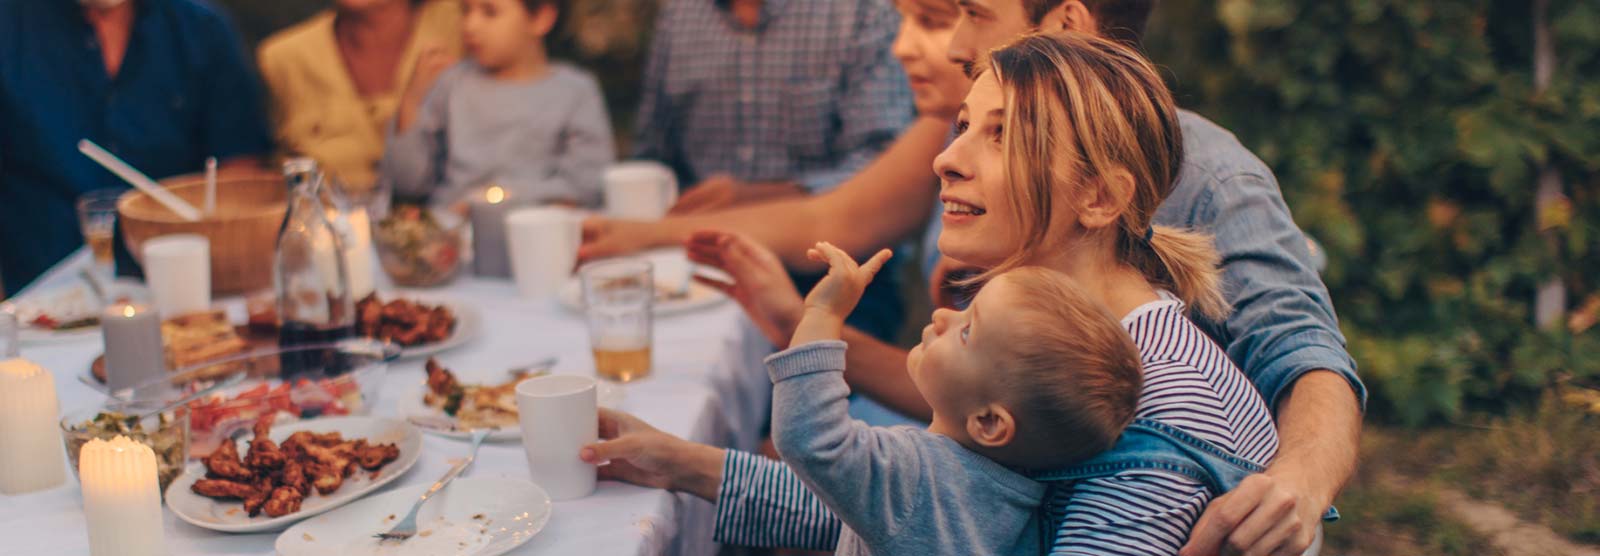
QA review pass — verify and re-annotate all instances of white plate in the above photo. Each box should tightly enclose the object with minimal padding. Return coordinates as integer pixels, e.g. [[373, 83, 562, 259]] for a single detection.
[[397, 377, 624, 442], [558, 279, 726, 316], [275, 478, 552, 556], [377, 293, 482, 360], [9, 280, 148, 343], [165, 416, 423, 533]]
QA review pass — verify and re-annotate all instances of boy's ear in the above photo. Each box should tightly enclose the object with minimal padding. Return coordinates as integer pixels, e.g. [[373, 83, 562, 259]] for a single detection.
[[966, 404, 1017, 449], [528, 3, 559, 36]]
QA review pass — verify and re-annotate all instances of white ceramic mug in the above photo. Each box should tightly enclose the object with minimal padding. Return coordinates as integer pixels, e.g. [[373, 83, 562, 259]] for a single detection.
[[515, 375, 598, 500], [506, 207, 582, 299], [141, 234, 211, 317], [603, 161, 678, 220]]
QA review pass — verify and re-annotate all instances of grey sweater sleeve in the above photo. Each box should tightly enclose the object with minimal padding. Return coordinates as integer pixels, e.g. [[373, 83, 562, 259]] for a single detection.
[[765, 340, 928, 548], [547, 73, 615, 208], [380, 65, 457, 200]]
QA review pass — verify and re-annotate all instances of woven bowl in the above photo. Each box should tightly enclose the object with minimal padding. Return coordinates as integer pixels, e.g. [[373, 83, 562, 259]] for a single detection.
[[118, 173, 287, 295]]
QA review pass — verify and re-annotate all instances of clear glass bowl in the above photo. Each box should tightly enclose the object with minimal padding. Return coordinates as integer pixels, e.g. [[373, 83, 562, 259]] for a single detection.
[[60, 403, 191, 493], [372, 206, 466, 287], [110, 339, 399, 459]]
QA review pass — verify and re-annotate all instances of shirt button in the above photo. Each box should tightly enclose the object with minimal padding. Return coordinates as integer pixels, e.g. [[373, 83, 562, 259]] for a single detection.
[[738, 146, 755, 161]]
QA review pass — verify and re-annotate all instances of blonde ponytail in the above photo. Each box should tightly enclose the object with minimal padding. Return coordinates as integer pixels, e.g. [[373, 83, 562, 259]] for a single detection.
[[1136, 226, 1228, 321]]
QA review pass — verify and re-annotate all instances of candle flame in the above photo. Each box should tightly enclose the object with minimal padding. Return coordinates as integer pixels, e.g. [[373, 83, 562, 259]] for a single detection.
[[122, 305, 136, 318], [486, 186, 506, 204]]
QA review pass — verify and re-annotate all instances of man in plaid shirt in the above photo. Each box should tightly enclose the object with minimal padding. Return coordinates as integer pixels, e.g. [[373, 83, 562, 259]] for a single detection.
[[632, 0, 914, 215]]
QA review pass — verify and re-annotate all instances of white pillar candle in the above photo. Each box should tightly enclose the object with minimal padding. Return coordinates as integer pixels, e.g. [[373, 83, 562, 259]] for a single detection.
[[343, 207, 376, 299], [79, 436, 166, 556], [102, 302, 166, 392], [142, 234, 211, 317], [0, 358, 68, 494]]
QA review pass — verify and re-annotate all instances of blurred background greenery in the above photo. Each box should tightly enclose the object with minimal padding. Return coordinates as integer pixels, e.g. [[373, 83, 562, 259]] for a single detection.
[[216, 0, 1599, 552]]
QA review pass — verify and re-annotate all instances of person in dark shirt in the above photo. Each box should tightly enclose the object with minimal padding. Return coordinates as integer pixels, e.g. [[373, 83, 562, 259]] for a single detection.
[[0, 0, 272, 295]]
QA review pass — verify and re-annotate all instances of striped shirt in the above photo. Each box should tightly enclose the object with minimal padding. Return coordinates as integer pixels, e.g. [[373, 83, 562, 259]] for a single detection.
[[713, 293, 1279, 555], [631, 0, 913, 192]]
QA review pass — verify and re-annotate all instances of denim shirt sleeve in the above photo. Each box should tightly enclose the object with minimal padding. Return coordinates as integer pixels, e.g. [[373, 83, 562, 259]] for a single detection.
[[1163, 113, 1367, 412]]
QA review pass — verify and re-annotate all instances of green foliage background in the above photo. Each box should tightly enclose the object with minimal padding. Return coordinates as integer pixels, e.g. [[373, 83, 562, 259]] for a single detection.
[[1144, 0, 1600, 425]]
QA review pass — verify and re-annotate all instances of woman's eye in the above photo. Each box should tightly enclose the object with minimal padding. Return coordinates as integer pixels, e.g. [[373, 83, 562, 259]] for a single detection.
[[989, 125, 1003, 144], [960, 324, 971, 343], [954, 120, 969, 135]]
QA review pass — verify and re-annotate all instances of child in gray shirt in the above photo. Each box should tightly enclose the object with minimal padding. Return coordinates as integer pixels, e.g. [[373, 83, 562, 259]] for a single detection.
[[769, 243, 1145, 556], [381, 0, 613, 208]]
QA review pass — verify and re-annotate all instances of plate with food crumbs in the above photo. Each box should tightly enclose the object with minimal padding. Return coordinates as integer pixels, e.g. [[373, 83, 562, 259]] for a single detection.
[[275, 478, 551, 556]]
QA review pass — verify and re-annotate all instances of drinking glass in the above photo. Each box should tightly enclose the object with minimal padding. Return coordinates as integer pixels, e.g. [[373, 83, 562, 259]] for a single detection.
[[76, 189, 123, 285], [580, 260, 653, 383]]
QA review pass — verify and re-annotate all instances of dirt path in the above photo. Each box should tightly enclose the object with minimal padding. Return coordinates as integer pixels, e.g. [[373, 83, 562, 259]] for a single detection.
[[1432, 487, 1600, 556]]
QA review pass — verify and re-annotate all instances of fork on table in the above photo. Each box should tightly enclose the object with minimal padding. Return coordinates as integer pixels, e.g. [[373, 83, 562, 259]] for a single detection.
[[374, 427, 491, 542]]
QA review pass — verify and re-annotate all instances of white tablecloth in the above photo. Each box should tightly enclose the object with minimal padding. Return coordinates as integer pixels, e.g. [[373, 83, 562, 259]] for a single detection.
[[0, 249, 775, 556]]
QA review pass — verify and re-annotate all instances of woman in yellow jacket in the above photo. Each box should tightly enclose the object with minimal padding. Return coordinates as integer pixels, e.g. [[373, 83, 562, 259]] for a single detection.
[[258, 0, 461, 193]]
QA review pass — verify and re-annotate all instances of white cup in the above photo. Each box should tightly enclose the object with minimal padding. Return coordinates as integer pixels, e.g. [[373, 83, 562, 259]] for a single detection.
[[515, 374, 598, 500], [506, 207, 582, 299], [141, 234, 211, 317], [604, 161, 678, 220]]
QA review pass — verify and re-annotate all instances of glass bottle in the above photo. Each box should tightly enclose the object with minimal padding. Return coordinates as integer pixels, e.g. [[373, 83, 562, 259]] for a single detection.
[[274, 158, 355, 374]]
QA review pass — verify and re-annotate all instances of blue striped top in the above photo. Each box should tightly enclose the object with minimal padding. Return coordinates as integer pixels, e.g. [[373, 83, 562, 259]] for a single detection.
[[713, 293, 1279, 555]]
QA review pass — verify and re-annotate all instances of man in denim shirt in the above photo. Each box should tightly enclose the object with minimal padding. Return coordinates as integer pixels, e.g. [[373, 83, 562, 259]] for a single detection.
[[586, 2, 1363, 553]]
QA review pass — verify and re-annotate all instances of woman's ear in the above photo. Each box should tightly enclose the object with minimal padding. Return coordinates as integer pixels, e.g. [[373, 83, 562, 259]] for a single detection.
[[1073, 169, 1135, 231], [1037, 1, 1097, 35], [966, 404, 1017, 449]]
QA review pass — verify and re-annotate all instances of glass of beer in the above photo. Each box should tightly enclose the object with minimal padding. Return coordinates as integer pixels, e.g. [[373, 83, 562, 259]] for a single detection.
[[76, 189, 124, 285], [580, 259, 654, 383]]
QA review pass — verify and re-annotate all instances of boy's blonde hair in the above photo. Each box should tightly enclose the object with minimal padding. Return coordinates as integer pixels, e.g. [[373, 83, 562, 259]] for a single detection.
[[975, 31, 1230, 321], [995, 267, 1142, 467]]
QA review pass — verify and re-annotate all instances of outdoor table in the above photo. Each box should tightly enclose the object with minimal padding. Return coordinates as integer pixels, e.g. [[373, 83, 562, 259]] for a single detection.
[[0, 249, 775, 555]]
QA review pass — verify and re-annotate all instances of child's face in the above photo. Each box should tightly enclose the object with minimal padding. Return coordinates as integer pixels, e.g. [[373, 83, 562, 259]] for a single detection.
[[460, 0, 555, 72], [891, 0, 971, 117], [907, 273, 1021, 436]]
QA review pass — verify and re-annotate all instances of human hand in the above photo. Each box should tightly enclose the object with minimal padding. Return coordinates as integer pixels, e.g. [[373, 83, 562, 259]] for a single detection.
[[579, 408, 725, 501], [1179, 472, 1324, 556], [686, 230, 804, 348], [803, 242, 892, 322], [927, 256, 982, 310], [395, 47, 457, 132], [669, 175, 740, 215], [579, 217, 664, 262]]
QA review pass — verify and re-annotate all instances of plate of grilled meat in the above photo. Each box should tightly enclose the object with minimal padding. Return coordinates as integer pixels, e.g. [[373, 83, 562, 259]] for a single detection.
[[165, 415, 422, 533]]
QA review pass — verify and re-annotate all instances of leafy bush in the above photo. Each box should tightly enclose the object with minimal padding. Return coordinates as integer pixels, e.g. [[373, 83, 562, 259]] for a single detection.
[[1145, 0, 1600, 424]]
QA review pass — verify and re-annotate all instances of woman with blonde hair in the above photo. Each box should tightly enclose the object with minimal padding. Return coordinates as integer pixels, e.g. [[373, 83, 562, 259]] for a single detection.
[[585, 32, 1309, 554]]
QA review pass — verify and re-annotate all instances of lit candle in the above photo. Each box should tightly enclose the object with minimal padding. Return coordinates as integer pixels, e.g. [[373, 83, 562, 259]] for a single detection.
[[471, 185, 513, 278], [79, 436, 166, 556], [101, 302, 165, 392], [0, 356, 68, 494]]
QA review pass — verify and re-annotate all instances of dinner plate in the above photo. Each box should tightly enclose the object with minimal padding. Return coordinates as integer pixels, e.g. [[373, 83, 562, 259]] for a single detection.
[[397, 377, 624, 442], [274, 478, 552, 556], [379, 293, 482, 360], [8, 279, 148, 343], [165, 416, 423, 533]]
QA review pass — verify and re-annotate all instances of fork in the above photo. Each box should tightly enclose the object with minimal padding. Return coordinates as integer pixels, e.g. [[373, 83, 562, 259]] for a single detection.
[[374, 428, 490, 542]]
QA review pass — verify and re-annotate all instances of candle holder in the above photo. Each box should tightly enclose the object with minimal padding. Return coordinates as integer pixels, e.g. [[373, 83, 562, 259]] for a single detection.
[[471, 184, 514, 278]]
